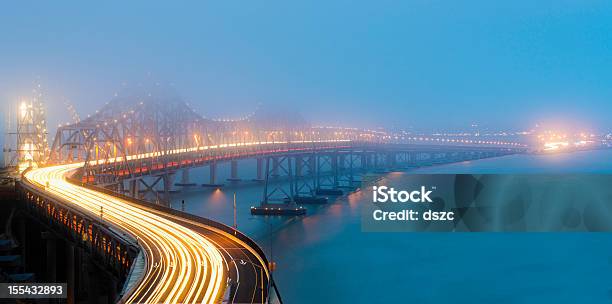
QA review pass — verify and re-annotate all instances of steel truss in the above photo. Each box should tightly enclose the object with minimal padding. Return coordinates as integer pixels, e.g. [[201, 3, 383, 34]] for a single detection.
[[45, 90, 525, 207]]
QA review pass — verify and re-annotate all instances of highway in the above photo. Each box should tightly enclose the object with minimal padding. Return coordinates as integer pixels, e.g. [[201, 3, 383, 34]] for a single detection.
[[23, 162, 270, 303]]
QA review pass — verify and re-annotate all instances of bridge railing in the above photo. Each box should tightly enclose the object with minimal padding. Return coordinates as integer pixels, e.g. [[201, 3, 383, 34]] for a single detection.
[[76, 139, 526, 184], [79, 140, 357, 183]]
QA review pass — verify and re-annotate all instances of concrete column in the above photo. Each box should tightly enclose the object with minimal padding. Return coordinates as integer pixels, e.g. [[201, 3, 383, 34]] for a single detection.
[[42, 231, 57, 282], [181, 168, 190, 184], [228, 160, 240, 181], [162, 173, 174, 206], [66, 243, 75, 304], [256, 158, 264, 181], [209, 162, 217, 184]]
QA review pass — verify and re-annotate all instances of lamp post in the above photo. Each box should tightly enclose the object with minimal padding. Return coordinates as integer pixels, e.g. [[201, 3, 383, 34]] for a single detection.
[[233, 192, 238, 231]]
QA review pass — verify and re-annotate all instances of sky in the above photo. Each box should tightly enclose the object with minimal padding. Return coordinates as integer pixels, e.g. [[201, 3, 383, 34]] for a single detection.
[[1, 1, 612, 135]]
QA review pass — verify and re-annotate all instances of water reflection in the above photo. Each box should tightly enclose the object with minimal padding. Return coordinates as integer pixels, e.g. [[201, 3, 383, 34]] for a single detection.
[[171, 150, 612, 303]]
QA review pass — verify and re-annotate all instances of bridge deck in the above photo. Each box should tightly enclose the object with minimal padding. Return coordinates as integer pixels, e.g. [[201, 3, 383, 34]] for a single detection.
[[22, 162, 270, 303]]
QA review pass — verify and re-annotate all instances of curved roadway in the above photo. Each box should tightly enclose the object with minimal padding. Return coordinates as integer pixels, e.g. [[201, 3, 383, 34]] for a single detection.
[[24, 163, 269, 303]]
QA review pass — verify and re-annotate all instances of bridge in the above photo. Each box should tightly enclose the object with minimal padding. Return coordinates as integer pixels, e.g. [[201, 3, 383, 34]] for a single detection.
[[13, 86, 525, 303]]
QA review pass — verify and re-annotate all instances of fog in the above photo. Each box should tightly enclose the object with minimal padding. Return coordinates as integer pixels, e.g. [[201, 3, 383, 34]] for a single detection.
[[2, 1, 612, 141]]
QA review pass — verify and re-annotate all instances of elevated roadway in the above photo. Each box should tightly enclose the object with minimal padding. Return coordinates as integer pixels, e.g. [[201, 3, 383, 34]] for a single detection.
[[23, 161, 269, 303]]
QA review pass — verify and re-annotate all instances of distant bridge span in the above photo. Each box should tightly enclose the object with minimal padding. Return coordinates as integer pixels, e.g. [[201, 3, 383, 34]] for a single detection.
[[74, 139, 523, 207], [16, 88, 525, 303]]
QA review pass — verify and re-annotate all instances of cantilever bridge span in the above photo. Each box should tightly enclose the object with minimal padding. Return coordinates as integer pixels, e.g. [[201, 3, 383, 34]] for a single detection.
[[16, 91, 526, 303], [75, 139, 523, 210]]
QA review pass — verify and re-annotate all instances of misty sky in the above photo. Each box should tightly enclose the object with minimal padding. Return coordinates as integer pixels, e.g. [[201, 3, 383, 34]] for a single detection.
[[2, 1, 612, 133]]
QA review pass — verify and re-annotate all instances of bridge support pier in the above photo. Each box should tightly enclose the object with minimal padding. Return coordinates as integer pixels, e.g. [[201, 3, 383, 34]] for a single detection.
[[203, 162, 223, 187], [254, 158, 264, 181], [314, 153, 344, 196], [161, 173, 174, 206], [42, 231, 57, 282], [67, 243, 75, 304], [251, 155, 306, 216], [292, 154, 323, 204], [210, 162, 217, 184], [175, 168, 196, 187], [182, 168, 190, 184], [336, 152, 358, 189], [228, 160, 241, 182]]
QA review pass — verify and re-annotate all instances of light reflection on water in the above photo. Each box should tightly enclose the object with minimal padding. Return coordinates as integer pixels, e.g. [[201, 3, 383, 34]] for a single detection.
[[171, 150, 612, 303]]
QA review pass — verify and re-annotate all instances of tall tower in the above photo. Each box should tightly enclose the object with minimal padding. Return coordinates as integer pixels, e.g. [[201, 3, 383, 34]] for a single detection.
[[2, 103, 15, 169], [8, 90, 49, 173]]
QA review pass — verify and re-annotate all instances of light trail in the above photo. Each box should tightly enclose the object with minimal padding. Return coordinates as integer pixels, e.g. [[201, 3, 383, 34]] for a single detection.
[[87, 139, 352, 167], [25, 163, 228, 303]]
